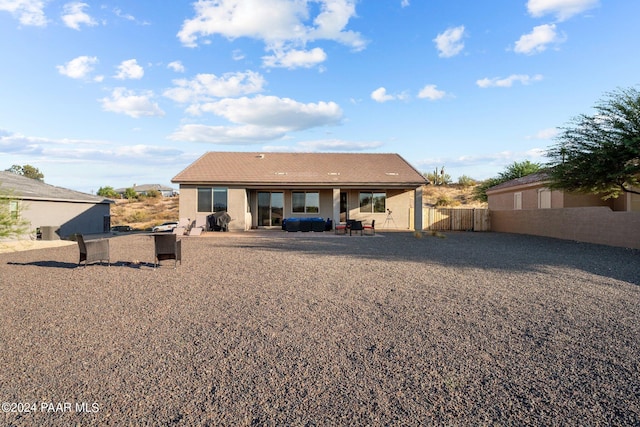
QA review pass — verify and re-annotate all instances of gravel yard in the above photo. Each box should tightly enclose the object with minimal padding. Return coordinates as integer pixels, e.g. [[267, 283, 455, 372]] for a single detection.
[[1, 231, 639, 426]]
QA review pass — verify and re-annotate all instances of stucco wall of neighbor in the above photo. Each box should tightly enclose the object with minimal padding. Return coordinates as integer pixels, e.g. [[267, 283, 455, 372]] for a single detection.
[[19, 200, 110, 238], [563, 192, 612, 209], [489, 184, 614, 211], [490, 207, 640, 249]]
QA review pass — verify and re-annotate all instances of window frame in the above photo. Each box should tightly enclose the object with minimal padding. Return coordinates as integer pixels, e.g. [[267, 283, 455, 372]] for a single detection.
[[197, 187, 228, 213], [291, 191, 320, 214], [359, 191, 386, 213]]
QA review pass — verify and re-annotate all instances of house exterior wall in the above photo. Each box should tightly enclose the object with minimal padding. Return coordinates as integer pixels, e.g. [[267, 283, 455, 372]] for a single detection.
[[488, 182, 614, 211], [178, 185, 418, 231], [18, 199, 110, 238], [339, 189, 414, 230], [490, 207, 640, 249], [562, 192, 612, 208], [178, 186, 248, 231]]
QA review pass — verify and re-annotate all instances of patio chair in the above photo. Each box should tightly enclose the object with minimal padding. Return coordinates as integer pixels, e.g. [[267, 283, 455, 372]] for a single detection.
[[154, 233, 182, 269], [173, 217, 190, 235], [77, 234, 110, 267], [363, 220, 375, 235], [349, 220, 364, 236], [335, 219, 354, 235]]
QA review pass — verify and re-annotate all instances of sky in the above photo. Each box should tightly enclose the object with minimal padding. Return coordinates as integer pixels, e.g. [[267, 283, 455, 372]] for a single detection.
[[1, 0, 639, 194]]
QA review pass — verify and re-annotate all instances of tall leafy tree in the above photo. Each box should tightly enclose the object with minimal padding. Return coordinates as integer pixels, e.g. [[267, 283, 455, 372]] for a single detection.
[[546, 87, 640, 199], [97, 186, 119, 198], [6, 164, 44, 181]]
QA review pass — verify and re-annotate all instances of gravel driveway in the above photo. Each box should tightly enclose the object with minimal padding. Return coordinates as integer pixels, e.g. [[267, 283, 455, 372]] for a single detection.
[[1, 231, 639, 426]]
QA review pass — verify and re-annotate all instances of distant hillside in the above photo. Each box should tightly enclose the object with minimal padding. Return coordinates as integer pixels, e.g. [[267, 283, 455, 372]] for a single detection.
[[110, 196, 179, 231], [422, 184, 487, 208]]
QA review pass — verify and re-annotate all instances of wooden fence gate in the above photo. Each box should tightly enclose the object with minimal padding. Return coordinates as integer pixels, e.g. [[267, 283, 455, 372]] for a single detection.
[[424, 208, 490, 231]]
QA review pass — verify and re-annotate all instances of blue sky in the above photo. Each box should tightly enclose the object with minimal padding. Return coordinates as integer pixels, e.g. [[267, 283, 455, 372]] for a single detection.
[[1, 0, 638, 193]]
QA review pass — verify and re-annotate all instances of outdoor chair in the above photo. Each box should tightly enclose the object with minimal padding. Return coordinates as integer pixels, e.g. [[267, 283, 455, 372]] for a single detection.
[[77, 234, 110, 267], [154, 233, 182, 269], [349, 220, 364, 236], [173, 217, 190, 235], [363, 220, 375, 235], [335, 219, 354, 235]]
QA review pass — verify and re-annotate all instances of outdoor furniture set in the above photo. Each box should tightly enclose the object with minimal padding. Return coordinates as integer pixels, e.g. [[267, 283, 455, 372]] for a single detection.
[[76, 233, 181, 269], [335, 219, 375, 236]]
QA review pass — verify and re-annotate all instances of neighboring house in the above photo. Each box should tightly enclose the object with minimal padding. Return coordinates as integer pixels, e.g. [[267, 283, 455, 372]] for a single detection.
[[0, 171, 113, 240], [486, 172, 640, 249], [115, 184, 177, 198], [486, 172, 639, 212], [172, 152, 429, 231]]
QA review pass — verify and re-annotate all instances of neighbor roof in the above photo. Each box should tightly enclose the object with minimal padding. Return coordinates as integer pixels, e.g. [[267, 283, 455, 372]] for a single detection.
[[114, 184, 175, 193], [0, 171, 112, 204], [172, 152, 428, 188], [486, 172, 550, 193]]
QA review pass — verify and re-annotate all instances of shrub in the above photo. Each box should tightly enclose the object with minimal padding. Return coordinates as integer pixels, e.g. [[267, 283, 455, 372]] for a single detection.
[[457, 175, 477, 187], [126, 210, 147, 223]]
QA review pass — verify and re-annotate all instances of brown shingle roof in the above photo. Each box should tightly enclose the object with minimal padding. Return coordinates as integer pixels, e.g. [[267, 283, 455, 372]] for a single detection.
[[172, 152, 428, 188], [486, 172, 549, 193]]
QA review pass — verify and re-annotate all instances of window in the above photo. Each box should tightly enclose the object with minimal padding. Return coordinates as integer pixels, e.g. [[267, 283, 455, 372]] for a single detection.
[[514, 192, 522, 210], [197, 188, 228, 212], [9, 200, 19, 219], [292, 191, 319, 213], [538, 189, 551, 209], [359, 192, 386, 213]]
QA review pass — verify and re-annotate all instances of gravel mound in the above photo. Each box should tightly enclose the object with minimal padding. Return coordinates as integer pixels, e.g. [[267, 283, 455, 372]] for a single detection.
[[1, 231, 639, 425]]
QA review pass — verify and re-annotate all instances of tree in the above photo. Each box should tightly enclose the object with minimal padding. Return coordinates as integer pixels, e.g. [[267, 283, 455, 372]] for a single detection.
[[473, 160, 542, 202], [546, 87, 640, 199], [6, 164, 44, 181], [97, 186, 118, 198], [124, 187, 138, 200]]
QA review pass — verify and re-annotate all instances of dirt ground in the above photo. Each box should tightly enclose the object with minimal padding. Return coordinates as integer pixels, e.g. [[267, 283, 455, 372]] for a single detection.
[[1, 231, 638, 425]]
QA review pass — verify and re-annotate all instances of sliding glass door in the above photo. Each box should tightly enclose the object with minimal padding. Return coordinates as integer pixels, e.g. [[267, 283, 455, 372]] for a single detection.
[[257, 191, 284, 227]]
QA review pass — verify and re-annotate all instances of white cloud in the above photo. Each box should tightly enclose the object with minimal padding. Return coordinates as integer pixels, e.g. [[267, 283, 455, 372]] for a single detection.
[[514, 24, 565, 55], [167, 61, 185, 73], [527, 127, 560, 140], [232, 50, 245, 61], [296, 139, 384, 151], [434, 25, 465, 58], [194, 95, 343, 131], [56, 55, 99, 79], [476, 74, 543, 88], [168, 124, 286, 144], [100, 88, 165, 118], [418, 84, 446, 101], [371, 87, 408, 103], [61, 2, 96, 30], [177, 0, 366, 67], [114, 59, 144, 80], [163, 71, 265, 104], [527, 0, 599, 21], [262, 47, 327, 69], [0, 0, 47, 26], [401, 0, 410, 7]]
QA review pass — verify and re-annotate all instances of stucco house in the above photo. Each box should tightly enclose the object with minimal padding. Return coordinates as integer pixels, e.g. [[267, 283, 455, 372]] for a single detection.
[[172, 152, 428, 231], [486, 172, 640, 249], [486, 172, 639, 212], [0, 171, 113, 240]]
